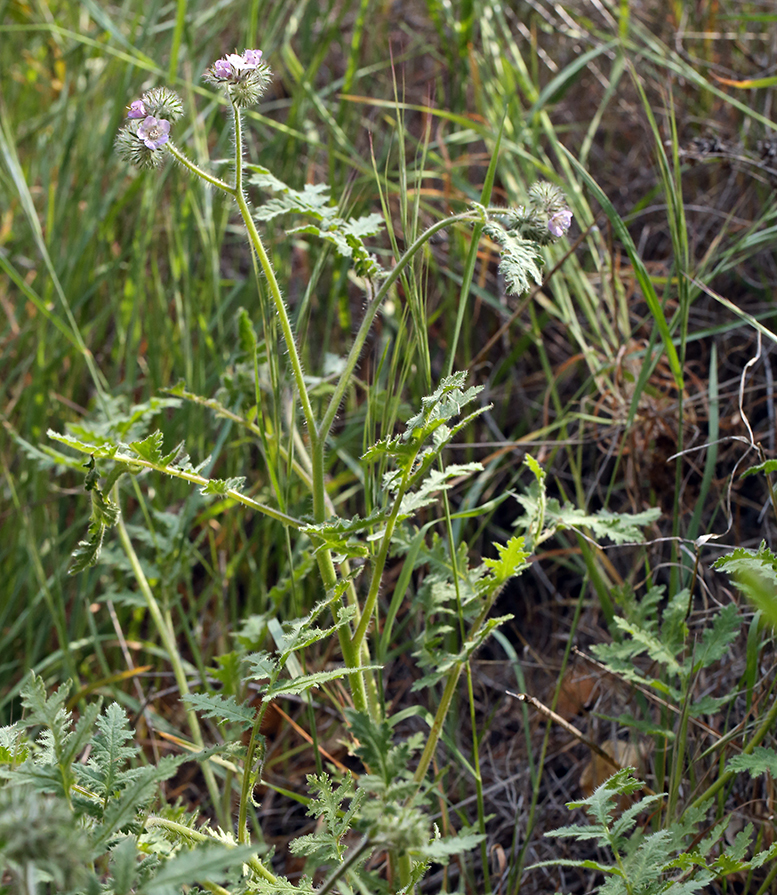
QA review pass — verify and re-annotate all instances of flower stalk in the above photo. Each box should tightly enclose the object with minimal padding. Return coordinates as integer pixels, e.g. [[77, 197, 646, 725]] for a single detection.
[[111, 52, 576, 852]]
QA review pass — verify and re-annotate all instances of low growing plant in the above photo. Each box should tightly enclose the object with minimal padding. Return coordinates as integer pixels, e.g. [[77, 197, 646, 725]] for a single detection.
[[533, 768, 777, 895], [528, 479, 777, 895]]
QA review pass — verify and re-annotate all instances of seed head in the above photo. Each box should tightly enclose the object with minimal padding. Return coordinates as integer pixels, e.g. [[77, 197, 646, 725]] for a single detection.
[[140, 86, 184, 121]]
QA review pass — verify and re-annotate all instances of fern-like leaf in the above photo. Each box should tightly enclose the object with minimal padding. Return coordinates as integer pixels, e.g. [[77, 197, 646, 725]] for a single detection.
[[128, 430, 165, 464], [264, 667, 381, 700], [483, 222, 544, 296], [80, 703, 139, 803], [726, 746, 777, 779], [181, 693, 256, 729], [479, 536, 531, 595]]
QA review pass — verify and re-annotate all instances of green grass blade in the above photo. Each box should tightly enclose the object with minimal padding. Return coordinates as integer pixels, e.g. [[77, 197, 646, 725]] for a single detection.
[[444, 107, 505, 378], [557, 142, 683, 387]]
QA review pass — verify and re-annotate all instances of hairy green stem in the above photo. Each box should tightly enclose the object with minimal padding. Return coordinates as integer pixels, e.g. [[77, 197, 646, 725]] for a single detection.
[[318, 836, 374, 895], [202, 883, 230, 895], [166, 142, 234, 193], [755, 857, 777, 895], [146, 816, 277, 884], [231, 105, 317, 439], [351, 456, 417, 655], [238, 702, 268, 845], [466, 660, 491, 894], [413, 573, 528, 790], [79, 450, 302, 527], [310, 393, 378, 717], [229, 103, 375, 717], [314, 209, 495, 719], [413, 661, 463, 786], [398, 852, 413, 892]]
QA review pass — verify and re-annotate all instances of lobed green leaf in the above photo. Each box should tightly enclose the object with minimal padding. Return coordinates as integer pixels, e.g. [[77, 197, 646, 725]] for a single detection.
[[181, 693, 256, 729]]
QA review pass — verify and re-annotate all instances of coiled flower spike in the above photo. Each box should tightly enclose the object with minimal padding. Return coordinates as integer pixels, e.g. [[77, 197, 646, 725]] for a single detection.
[[115, 87, 183, 169], [204, 48, 272, 107]]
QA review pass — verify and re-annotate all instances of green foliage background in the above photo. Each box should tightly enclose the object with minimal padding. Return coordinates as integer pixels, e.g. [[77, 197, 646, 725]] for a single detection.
[[2, 0, 777, 892]]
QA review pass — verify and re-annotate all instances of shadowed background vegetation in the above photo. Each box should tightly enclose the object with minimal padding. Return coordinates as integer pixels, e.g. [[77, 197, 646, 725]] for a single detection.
[[2, 0, 777, 891]]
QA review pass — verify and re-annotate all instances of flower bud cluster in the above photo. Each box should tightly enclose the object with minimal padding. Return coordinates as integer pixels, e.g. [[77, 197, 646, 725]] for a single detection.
[[529, 181, 573, 241], [115, 87, 183, 169], [204, 48, 272, 107], [493, 182, 573, 245]]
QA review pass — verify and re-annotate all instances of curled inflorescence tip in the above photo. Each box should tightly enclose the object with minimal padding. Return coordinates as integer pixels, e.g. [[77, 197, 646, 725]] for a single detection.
[[204, 48, 272, 107], [116, 87, 183, 169]]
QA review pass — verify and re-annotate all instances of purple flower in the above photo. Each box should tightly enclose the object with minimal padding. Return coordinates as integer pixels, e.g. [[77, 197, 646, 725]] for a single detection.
[[228, 50, 263, 72], [127, 99, 147, 119], [213, 58, 233, 79], [547, 209, 572, 237], [137, 116, 171, 150], [226, 52, 249, 71], [242, 49, 263, 67]]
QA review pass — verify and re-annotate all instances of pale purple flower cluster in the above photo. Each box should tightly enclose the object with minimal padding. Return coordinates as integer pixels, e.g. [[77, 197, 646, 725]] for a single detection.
[[547, 209, 573, 238], [125, 99, 171, 151], [117, 87, 182, 168], [204, 48, 270, 108], [210, 49, 263, 83]]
